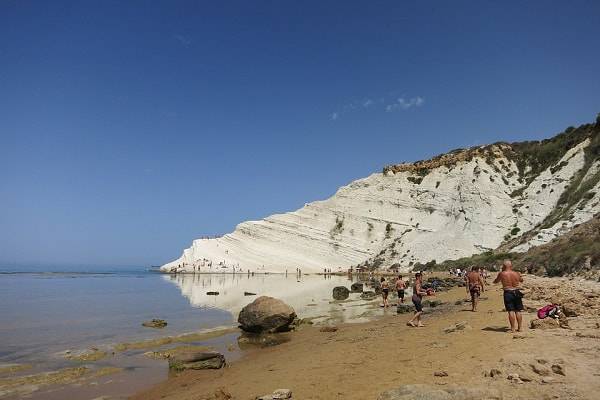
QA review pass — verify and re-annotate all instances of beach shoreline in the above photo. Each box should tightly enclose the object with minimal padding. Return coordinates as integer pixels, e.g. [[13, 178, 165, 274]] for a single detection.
[[131, 274, 600, 400]]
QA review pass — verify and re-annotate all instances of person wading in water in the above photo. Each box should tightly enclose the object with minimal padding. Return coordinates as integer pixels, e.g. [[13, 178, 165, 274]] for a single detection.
[[395, 275, 406, 304]]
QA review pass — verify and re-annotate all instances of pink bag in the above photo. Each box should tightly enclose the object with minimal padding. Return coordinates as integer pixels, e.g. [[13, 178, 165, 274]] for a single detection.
[[537, 304, 558, 319]]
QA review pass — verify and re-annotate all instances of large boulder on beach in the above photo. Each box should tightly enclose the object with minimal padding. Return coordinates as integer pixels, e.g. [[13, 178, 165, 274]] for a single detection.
[[168, 351, 225, 371], [378, 384, 502, 400], [332, 286, 350, 300], [238, 296, 296, 333]]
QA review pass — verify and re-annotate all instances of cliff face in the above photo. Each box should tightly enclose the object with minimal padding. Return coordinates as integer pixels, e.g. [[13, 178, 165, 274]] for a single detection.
[[162, 120, 600, 274]]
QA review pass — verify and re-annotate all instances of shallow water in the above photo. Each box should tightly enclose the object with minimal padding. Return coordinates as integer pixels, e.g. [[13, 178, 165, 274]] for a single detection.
[[0, 267, 399, 399]]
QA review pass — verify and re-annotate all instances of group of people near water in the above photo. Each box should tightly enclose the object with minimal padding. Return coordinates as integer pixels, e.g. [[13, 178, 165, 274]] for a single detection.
[[377, 259, 525, 332]]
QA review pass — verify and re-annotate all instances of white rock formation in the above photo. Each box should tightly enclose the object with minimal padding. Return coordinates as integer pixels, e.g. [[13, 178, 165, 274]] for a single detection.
[[162, 131, 599, 274], [162, 274, 393, 323]]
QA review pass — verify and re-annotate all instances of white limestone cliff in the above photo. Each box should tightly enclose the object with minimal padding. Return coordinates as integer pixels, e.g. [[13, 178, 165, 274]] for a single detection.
[[162, 128, 600, 274]]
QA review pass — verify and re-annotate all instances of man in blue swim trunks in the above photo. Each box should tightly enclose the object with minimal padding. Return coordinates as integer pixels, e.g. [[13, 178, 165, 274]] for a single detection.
[[493, 260, 524, 333]]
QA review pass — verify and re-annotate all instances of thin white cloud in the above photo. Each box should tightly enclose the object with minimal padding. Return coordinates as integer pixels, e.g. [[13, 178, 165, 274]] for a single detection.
[[331, 94, 424, 120], [385, 96, 425, 112], [174, 34, 191, 47]]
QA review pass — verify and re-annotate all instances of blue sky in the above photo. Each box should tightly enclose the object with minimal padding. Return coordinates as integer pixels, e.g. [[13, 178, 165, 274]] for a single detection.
[[1, 1, 599, 267]]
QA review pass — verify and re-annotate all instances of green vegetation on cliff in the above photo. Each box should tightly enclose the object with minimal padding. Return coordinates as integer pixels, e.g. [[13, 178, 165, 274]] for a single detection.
[[428, 214, 600, 278]]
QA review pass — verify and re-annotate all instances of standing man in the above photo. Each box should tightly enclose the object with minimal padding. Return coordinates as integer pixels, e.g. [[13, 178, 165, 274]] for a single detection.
[[395, 275, 406, 304], [407, 272, 427, 327], [465, 266, 485, 312], [493, 260, 524, 333]]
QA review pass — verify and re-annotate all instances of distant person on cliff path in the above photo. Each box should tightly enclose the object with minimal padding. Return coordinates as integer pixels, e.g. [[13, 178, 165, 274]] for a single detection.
[[407, 273, 427, 327], [493, 260, 524, 333], [465, 266, 485, 312], [395, 275, 406, 304], [380, 277, 390, 308]]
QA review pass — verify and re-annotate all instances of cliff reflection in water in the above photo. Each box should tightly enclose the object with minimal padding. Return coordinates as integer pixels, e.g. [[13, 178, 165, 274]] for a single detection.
[[163, 273, 393, 324]]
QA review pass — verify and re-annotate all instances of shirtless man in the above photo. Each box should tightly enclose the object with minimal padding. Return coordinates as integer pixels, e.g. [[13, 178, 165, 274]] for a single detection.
[[380, 277, 390, 308], [395, 275, 406, 304], [407, 273, 428, 327], [465, 266, 485, 312], [493, 260, 524, 333]]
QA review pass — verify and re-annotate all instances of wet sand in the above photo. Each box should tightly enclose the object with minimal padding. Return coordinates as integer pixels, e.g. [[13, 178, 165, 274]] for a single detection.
[[131, 275, 600, 400]]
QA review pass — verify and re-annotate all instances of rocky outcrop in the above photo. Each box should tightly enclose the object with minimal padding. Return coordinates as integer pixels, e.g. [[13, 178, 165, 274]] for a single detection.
[[162, 120, 600, 274], [360, 291, 377, 300], [142, 319, 167, 328], [238, 296, 296, 333], [530, 318, 569, 330], [168, 351, 225, 371], [332, 286, 350, 300], [350, 282, 364, 292]]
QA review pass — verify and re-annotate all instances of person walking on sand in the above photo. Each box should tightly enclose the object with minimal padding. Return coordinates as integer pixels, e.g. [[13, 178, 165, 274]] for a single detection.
[[494, 260, 524, 333], [381, 277, 390, 308], [465, 266, 485, 312], [407, 272, 427, 327], [395, 275, 406, 304]]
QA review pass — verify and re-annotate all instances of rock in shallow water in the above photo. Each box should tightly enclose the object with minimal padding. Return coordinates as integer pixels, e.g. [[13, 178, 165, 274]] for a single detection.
[[142, 319, 167, 328], [350, 282, 364, 293], [238, 296, 296, 333], [332, 286, 350, 300], [361, 291, 377, 300]]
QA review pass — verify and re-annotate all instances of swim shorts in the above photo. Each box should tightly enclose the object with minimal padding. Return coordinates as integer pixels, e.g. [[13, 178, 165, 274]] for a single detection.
[[503, 290, 524, 312], [412, 294, 423, 312], [397, 289, 405, 299]]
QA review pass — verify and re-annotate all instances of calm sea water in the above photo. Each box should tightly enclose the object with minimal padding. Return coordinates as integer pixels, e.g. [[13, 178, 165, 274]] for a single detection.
[[0, 266, 388, 399]]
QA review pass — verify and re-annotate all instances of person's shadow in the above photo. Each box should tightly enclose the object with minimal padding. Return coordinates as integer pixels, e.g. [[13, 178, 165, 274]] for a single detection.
[[482, 326, 510, 332]]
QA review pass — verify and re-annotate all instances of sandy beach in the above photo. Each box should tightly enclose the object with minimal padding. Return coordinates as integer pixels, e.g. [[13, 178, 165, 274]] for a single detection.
[[131, 274, 600, 400]]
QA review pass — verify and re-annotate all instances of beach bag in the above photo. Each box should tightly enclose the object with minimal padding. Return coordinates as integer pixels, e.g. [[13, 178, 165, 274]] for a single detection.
[[537, 304, 559, 319]]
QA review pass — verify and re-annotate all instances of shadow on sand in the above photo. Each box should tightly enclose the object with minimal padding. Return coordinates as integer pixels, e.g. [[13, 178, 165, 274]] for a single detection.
[[482, 326, 511, 333]]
